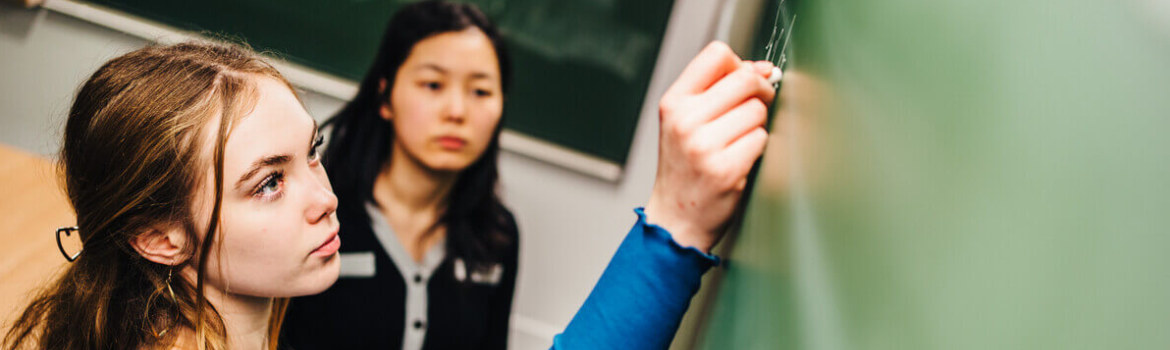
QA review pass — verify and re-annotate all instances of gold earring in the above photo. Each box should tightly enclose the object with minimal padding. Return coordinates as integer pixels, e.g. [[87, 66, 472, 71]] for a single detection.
[[165, 265, 176, 304], [156, 264, 178, 337]]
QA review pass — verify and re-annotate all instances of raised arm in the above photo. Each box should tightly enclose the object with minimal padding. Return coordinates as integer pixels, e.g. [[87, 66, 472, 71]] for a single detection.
[[552, 41, 777, 350]]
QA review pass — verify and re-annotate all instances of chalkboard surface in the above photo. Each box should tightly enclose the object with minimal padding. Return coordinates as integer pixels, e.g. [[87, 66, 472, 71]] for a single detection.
[[682, 0, 1170, 348], [83, 0, 675, 166]]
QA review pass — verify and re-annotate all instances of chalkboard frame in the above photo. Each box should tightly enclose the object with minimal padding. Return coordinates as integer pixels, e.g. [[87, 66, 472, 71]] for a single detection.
[[47, 0, 679, 181]]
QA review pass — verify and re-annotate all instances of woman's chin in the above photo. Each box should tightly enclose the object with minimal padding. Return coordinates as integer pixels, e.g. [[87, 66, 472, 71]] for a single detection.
[[303, 255, 342, 295], [277, 257, 342, 297], [421, 154, 478, 172]]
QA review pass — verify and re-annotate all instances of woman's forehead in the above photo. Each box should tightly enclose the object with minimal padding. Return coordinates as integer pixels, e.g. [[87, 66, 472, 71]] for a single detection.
[[405, 29, 500, 77], [222, 77, 315, 174]]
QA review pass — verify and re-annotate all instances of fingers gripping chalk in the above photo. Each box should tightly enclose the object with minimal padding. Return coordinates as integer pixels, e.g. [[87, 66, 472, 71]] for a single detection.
[[767, 66, 784, 85]]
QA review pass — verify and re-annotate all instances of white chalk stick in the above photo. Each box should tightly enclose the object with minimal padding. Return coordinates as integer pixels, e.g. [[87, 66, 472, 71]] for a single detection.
[[767, 66, 784, 84]]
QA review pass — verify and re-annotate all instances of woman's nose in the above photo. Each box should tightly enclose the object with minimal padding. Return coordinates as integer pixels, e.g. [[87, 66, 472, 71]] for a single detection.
[[307, 174, 338, 224], [444, 90, 467, 123]]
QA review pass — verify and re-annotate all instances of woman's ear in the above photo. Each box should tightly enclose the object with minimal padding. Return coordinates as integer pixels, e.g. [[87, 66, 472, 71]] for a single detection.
[[378, 78, 394, 121], [379, 102, 394, 121], [129, 225, 188, 265]]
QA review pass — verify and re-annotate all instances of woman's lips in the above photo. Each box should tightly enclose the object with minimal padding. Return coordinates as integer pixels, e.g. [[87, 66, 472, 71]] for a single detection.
[[312, 232, 340, 256], [437, 136, 467, 150]]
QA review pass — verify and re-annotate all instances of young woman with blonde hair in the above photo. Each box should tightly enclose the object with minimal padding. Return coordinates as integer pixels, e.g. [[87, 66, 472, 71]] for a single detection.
[[3, 42, 339, 350]]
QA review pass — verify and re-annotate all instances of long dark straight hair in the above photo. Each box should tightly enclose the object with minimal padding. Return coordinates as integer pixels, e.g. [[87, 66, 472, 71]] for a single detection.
[[322, 0, 513, 269]]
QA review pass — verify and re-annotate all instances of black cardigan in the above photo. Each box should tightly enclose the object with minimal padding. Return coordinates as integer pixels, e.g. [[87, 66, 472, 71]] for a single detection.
[[283, 199, 519, 350]]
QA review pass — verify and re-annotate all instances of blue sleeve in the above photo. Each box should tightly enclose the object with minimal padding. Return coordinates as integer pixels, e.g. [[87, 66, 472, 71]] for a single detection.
[[550, 208, 721, 350]]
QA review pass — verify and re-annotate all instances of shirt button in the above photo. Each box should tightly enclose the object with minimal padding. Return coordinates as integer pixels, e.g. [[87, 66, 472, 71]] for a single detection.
[[414, 274, 423, 283], [413, 320, 425, 330]]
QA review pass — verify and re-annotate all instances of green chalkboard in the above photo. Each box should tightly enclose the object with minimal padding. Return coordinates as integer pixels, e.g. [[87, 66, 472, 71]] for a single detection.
[[83, 0, 675, 166], [680, 0, 1170, 348]]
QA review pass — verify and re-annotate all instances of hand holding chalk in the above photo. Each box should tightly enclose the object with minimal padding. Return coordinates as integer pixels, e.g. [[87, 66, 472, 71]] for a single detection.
[[645, 41, 776, 253]]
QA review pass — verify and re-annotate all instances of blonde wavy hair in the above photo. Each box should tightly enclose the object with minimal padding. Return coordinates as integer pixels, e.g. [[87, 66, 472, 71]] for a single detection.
[[3, 41, 297, 350]]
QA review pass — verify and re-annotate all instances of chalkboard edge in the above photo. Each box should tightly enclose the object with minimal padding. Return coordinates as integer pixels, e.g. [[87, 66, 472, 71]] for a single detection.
[[41, 0, 626, 182]]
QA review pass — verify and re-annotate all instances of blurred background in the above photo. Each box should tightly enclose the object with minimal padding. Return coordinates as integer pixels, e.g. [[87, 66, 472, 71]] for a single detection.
[[3, 0, 1169, 349], [681, 0, 1170, 349]]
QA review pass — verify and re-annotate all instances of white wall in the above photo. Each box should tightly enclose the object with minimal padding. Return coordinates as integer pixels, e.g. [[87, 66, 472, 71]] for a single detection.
[[0, 1, 735, 348]]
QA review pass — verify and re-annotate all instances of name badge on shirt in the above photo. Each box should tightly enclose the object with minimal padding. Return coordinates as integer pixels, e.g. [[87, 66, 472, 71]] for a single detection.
[[453, 258, 503, 285], [339, 251, 376, 278]]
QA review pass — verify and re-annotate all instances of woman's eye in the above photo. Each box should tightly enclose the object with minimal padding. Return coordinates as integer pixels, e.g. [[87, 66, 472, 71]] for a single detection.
[[308, 134, 324, 162], [259, 177, 279, 194], [424, 82, 441, 91], [253, 172, 284, 201], [474, 89, 493, 97]]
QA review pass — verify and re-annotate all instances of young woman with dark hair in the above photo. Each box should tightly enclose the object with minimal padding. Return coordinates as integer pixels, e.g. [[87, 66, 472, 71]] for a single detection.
[[283, 2, 518, 349], [281, 1, 779, 349]]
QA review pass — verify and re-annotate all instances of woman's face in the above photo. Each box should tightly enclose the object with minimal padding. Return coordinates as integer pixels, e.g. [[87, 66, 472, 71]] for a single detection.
[[191, 76, 341, 298], [382, 27, 504, 172]]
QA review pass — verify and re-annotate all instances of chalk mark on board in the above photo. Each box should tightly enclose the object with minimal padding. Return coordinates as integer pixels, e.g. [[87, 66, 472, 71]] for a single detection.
[[763, 0, 787, 64]]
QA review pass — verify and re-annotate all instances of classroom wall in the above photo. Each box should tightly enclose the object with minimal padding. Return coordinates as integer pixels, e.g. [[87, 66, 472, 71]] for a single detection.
[[0, 1, 737, 348]]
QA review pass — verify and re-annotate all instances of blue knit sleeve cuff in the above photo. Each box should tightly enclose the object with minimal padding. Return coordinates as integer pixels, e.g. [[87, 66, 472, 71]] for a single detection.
[[548, 208, 723, 350], [633, 207, 721, 267]]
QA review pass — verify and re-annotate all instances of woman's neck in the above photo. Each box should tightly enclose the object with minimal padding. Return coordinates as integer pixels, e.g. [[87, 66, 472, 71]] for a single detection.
[[178, 269, 273, 350], [373, 141, 456, 260], [377, 142, 457, 213]]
